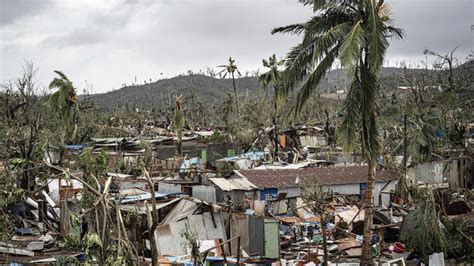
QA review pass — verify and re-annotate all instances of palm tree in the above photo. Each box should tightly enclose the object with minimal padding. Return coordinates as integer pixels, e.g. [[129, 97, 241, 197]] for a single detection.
[[218, 57, 242, 116], [273, 1, 403, 264], [47, 70, 78, 163], [259, 54, 285, 161], [173, 95, 185, 156]]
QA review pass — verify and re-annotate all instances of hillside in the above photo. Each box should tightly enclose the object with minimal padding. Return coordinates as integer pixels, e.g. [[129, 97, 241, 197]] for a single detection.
[[89, 75, 259, 109], [88, 67, 431, 110]]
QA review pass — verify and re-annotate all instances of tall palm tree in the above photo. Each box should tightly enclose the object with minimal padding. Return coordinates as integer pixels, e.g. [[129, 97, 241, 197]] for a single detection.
[[47, 70, 78, 163], [218, 57, 241, 116], [173, 95, 185, 156], [273, 1, 403, 264], [259, 54, 285, 161]]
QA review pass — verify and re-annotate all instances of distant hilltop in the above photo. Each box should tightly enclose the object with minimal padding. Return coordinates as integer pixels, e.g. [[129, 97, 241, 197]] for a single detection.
[[87, 63, 472, 110]]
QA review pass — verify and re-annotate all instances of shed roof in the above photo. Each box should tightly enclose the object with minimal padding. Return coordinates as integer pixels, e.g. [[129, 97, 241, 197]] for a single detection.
[[120, 197, 182, 214], [208, 176, 257, 191], [237, 166, 398, 189], [118, 191, 181, 203]]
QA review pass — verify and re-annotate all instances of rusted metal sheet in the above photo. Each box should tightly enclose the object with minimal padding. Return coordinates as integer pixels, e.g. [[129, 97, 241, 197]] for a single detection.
[[192, 185, 217, 203], [249, 215, 264, 256], [230, 213, 249, 256]]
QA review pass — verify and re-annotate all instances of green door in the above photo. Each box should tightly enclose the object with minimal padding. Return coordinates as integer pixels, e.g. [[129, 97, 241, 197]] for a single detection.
[[264, 219, 280, 259]]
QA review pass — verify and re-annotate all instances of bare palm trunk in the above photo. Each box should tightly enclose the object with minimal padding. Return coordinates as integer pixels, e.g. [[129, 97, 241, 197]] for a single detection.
[[321, 220, 329, 266], [273, 101, 279, 161], [145, 171, 159, 266], [59, 128, 66, 165], [177, 129, 183, 156], [361, 159, 376, 265], [231, 72, 239, 116]]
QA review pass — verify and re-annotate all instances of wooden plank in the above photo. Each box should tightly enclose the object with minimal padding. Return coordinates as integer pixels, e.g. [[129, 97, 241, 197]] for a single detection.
[[42, 190, 57, 208], [0, 246, 34, 256], [337, 240, 361, 251], [60, 200, 69, 237], [0, 242, 18, 248], [345, 247, 362, 256]]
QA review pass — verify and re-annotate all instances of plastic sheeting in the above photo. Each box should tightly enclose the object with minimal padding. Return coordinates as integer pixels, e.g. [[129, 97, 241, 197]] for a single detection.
[[429, 252, 445, 266]]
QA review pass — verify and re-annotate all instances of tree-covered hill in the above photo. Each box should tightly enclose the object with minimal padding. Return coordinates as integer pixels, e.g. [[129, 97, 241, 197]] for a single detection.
[[87, 67, 445, 110]]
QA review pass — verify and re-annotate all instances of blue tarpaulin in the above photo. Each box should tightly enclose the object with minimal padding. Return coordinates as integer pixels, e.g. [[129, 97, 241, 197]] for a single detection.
[[179, 157, 200, 173], [434, 128, 446, 139], [65, 144, 84, 150]]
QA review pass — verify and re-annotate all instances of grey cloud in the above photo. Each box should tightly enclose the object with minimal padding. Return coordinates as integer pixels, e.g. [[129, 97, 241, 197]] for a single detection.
[[41, 28, 108, 48], [92, 0, 152, 29], [124, 1, 311, 69], [40, 0, 152, 49], [388, 0, 473, 59], [1, 0, 472, 93], [0, 0, 51, 25]]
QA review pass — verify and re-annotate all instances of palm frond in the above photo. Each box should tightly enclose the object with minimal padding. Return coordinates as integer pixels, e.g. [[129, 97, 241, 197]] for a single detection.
[[304, 7, 355, 35], [293, 45, 339, 116], [45, 71, 77, 131], [366, 0, 389, 74], [271, 24, 305, 35], [258, 73, 272, 90], [281, 21, 350, 96], [339, 19, 365, 73], [338, 77, 363, 152], [387, 26, 404, 39], [358, 68, 380, 160], [53, 70, 70, 82]]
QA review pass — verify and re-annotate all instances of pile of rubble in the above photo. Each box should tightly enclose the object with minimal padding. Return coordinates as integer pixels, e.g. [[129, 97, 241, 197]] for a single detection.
[[1, 126, 473, 264]]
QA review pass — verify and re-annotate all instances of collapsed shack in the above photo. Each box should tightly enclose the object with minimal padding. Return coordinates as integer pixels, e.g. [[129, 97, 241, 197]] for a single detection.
[[154, 198, 227, 256]]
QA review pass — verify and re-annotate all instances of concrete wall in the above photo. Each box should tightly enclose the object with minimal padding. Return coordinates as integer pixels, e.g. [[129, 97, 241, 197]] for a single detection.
[[278, 182, 396, 206], [407, 161, 445, 184], [216, 181, 396, 206], [324, 184, 359, 195]]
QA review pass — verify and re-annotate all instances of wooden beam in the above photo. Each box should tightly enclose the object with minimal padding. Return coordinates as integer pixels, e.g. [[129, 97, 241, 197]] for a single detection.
[[0, 246, 34, 256], [60, 199, 70, 237]]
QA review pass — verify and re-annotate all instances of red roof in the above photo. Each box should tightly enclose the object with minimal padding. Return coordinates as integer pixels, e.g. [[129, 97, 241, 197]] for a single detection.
[[237, 166, 398, 189]]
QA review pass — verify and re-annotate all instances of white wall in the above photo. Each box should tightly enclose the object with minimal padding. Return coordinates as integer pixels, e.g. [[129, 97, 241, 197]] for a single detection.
[[304, 181, 397, 206], [407, 161, 445, 184], [374, 181, 397, 206], [324, 184, 359, 195]]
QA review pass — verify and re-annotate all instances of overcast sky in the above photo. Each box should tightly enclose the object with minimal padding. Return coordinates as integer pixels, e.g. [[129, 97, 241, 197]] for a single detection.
[[1, 0, 472, 94]]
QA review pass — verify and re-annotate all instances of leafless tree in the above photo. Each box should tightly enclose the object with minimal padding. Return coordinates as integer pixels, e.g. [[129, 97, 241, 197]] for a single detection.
[[0, 61, 43, 190]]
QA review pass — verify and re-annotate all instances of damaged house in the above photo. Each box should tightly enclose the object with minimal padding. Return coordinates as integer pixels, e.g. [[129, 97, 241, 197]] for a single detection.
[[210, 166, 399, 208]]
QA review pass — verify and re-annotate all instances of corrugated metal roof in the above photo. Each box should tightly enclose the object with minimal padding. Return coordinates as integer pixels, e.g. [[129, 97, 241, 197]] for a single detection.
[[208, 176, 257, 191], [237, 166, 398, 189], [119, 191, 181, 203], [120, 198, 182, 214]]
